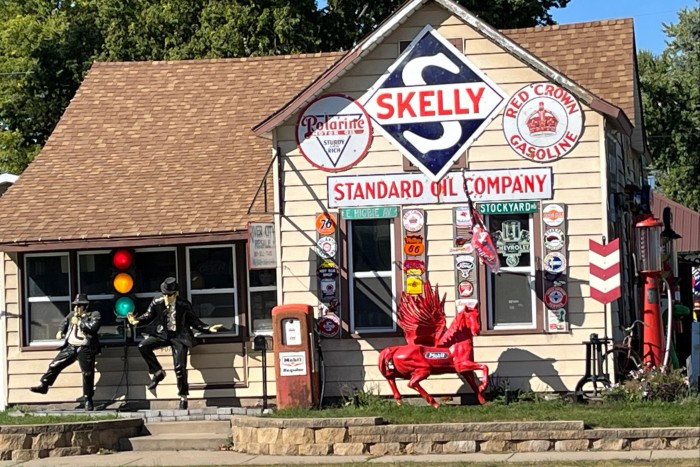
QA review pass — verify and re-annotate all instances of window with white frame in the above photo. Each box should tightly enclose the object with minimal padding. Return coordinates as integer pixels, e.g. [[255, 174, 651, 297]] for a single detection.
[[348, 219, 396, 333], [187, 245, 238, 335], [25, 253, 70, 344], [248, 269, 277, 335], [78, 250, 123, 341], [133, 247, 178, 339], [486, 214, 537, 330]]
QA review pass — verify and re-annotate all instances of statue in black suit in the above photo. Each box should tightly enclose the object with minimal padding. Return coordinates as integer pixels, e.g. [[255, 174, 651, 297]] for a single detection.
[[127, 277, 221, 409], [30, 293, 101, 411]]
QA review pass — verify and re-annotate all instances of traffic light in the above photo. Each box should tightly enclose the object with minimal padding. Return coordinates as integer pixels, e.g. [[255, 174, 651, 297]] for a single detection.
[[111, 249, 135, 318]]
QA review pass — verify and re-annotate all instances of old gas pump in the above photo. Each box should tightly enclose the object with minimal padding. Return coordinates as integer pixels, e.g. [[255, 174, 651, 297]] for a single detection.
[[271, 304, 320, 409], [635, 215, 664, 366]]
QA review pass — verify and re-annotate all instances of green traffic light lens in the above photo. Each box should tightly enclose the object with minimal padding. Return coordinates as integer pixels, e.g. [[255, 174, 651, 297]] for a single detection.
[[115, 296, 135, 317]]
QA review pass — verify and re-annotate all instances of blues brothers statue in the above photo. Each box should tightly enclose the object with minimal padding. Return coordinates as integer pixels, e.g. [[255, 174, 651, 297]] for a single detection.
[[127, 277, 221, 409], [30, 293, 101, 411]]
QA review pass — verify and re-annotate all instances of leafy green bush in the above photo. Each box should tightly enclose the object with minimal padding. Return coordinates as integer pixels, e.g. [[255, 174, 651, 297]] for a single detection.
[[604, 366, 691, 402]]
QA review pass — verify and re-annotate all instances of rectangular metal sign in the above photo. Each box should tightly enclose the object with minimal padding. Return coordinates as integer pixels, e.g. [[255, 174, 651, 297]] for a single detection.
[[327, 168, 552, 207], [340, 206, 399, 220], [247, 222, 277, 269], [477, 201, 539, 215]]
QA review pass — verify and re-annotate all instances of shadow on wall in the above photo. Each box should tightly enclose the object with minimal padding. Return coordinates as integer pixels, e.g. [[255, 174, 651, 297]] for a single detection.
[[488, 347, 569, 394]]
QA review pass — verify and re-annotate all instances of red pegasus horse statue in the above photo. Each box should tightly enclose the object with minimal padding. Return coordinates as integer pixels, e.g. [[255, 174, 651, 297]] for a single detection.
[[378, 282, 489, 407]]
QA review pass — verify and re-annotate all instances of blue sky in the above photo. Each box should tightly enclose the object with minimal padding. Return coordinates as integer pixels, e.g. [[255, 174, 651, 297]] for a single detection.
[[551, 0, 697, 55]]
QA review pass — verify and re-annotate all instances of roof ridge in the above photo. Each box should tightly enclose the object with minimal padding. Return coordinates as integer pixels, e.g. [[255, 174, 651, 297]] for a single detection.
[[92, 51, 346, 67], [502, 17, 633, 34]]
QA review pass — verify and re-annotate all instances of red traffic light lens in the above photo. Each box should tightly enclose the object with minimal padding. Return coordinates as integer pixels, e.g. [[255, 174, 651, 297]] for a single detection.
[[112, 249, 133, 270]]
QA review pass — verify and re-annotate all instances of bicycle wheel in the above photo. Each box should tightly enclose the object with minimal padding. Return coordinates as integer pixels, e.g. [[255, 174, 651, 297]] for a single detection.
[[575, 376, 612, 401], [603, 348, 642, 384]]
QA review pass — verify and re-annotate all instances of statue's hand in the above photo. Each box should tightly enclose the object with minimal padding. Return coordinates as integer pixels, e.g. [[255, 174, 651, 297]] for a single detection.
[[126, 313, 139, 326], [70, 316, 80, 325], [55, 331, 64, 340], [208, 324, 223, 333]]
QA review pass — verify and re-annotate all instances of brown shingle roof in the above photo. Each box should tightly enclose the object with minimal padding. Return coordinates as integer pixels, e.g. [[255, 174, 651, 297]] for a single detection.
[[502, 18, 637, 125], [0, 53, 342, 247]]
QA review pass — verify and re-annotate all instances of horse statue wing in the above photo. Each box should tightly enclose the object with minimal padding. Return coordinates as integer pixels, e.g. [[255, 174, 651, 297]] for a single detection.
[[398, 281, 447, 346]]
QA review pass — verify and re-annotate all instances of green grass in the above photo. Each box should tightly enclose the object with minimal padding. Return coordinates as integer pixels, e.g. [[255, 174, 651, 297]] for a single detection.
[[0, 410, 117, 425], [273, 397, 700, 428]]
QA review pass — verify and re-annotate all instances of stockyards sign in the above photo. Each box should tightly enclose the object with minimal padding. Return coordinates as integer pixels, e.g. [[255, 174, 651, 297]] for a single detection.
[[503, 83, 583, 162], [296, 94, 373, 171], [360, 25, 508, 181], [328, 168, 552, 207]]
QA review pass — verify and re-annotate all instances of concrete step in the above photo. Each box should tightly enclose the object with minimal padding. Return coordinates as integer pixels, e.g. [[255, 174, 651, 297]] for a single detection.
[[143, 420, 231, 436], [121, 433, 229, 451]]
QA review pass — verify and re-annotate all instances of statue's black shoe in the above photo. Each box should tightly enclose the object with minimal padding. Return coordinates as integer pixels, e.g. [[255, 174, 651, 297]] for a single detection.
[[84, 399, 94, 411], [30, 384, 48, 394], [147, 370, 166, 390], [179, 399, 188, 410]]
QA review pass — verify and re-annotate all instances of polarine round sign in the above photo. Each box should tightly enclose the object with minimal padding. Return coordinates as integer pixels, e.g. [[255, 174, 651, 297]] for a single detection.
[[503, 83, 583, 162], [296, 94, 373, 172]]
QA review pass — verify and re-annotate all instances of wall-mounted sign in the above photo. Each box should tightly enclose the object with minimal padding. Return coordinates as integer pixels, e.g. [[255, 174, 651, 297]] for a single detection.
[[406, 276, 424, 295], [317, 314, 341, 338], [403, 259, 426, 275], [478, 201, 539, 215], [455, 206, 473, 227], [328, 168, 552, 207], [403, 235, 425, 256], [494, 220, 530, 267], [402, 209, 425, 232], [296, 94, 373, 172], [247, 222, 277, 269], [503, 83, 583, 162], [547, 308, 569, 333], [543, 204, 565, 226], [544, 228, 565, 250], [544, 286, 568, 309], [359, 25, 508, 181], [316, 236, 337, 259], [340, 205, 398, 220], [315, 213, 337, 235], [543, 251, 568, 274]]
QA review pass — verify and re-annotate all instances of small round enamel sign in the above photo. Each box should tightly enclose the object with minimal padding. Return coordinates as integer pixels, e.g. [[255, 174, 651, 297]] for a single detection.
[[316, 236, 337, 259], [543, 251, 567, 274], [542, 204, 565, 227], [545, 286, 568, 309], [543, 228, 565, 250], [402, 209, 425, 232]]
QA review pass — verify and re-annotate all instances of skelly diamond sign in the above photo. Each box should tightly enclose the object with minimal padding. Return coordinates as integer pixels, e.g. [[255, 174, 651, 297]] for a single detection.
[[360, 25, 508, 181]]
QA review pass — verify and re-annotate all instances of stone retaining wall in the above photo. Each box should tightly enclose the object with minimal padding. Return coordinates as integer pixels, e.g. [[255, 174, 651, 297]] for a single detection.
[[0, 418, 143, 461], [231, 416, 700, 456]]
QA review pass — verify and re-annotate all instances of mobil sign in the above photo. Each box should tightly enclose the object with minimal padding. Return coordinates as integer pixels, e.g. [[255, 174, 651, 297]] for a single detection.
[[360, 25, 508, 182]]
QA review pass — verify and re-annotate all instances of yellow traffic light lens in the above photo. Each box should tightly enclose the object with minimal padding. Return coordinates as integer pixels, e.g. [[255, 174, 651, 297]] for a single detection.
[[113, 272, 134, 294]]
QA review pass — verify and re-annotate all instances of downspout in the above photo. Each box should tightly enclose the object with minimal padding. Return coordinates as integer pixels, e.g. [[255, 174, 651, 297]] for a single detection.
[[599, 119, 611, 340], [0, 253, 7, 410]]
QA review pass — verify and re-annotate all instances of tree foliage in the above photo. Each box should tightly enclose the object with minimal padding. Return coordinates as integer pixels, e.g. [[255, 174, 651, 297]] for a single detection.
[[638, 7, 700, 211], [0, 0, 571, 174]]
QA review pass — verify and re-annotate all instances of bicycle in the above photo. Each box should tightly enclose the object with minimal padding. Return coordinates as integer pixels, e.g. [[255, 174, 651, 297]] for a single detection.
[[602, 320, 645, 384]]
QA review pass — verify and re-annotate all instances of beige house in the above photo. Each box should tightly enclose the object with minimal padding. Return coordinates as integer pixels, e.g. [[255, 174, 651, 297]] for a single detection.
[[0, 0, 646, 409]]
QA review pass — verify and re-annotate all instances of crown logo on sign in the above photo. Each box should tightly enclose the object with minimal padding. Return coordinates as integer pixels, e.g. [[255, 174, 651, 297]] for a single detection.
[[526, 102, 558, 136]]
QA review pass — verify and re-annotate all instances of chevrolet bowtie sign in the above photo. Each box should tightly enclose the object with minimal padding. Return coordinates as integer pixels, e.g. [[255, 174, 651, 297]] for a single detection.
[[361, 25, 507, 181]]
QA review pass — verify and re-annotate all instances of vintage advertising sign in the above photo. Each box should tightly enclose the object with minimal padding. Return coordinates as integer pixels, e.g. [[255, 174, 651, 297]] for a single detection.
[[544, 286, 568, 309], [247, 222, 277, 269], [296, 94, 372, 171], [279, 351, 307, 376], [543, 251, 568, 274], [328, 168, 552, 207], [359, 25, 508, 181], [503, 83, 584, 162], [317, 314, 341, 338], [315, 213, 337, 235], [542, 204, 566, 226]]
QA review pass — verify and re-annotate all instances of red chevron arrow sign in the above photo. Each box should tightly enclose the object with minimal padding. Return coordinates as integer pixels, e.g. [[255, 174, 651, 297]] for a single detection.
[[589, 238, 621, 304]]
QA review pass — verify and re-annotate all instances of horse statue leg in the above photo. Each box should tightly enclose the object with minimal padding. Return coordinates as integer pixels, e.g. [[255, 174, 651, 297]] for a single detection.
[[458, 362, 490, 405], [378, 347, 404, 405], [408, 369, 440, 408]]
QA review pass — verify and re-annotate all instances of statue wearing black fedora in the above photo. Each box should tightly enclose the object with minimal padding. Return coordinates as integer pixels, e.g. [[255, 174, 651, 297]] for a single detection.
[[127, 277, 222, 409], [30, 293, 101, 411]]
